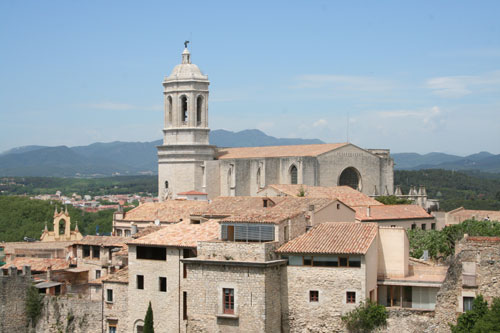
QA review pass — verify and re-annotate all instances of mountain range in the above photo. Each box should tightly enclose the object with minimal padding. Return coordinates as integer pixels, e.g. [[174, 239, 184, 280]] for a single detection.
[[1, 129, 499, 177], [0, 129, 323, 177]]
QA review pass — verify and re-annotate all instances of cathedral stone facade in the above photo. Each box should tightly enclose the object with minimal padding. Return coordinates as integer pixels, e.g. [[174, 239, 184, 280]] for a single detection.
[[158, 47, 394, 201]]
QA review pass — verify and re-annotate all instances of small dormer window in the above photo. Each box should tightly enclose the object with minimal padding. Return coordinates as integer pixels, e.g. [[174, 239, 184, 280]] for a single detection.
[[191, 219, 201, 224], [263, 199, 268, 208]]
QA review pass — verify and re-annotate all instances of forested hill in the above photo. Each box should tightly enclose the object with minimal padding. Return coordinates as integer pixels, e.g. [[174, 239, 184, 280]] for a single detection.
[[394, 169, 500, 211], [0, 196, 113, 242]]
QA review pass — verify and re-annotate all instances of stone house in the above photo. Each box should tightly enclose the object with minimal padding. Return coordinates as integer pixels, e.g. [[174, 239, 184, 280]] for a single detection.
[[276, 222, 379, 332], [355, 204, 438, 230], [445, 207, 500, 226], [89, 267, 129, 333], [72, 236, 128, 281], [434, 236, 500, 331], [125, 219, 219, 332], [112, 199, 208, 236]]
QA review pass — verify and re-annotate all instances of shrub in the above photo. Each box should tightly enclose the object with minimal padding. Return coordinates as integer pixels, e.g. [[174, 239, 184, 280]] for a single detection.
[[25, 285, 43, 326], [341, 299, 388, 332], [450, 295, 488, 333], [144, 301, 154, 333]]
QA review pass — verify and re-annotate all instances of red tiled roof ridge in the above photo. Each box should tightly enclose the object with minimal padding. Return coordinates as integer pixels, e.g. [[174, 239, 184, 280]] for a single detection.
[[177, 190, 208, 195]]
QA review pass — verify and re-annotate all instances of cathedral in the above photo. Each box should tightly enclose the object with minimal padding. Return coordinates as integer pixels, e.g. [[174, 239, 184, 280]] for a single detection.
[[157, 45, 394, 200]]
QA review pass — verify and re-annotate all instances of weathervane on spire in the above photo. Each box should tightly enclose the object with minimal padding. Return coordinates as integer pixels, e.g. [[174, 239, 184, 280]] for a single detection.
[[184, 40, 190, 48]]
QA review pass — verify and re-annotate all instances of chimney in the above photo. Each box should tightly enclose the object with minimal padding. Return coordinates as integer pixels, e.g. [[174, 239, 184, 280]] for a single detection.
[[131, 224, 138, 236]]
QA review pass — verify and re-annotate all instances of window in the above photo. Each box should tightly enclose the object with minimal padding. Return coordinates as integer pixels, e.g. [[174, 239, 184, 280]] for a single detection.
[[137, 275, 144, 290], [391, 225, 396, 228], [159, 277, 167, 292], [181, 95, 188, 123], [338, 167, 361, 190], [95, 270, 101, 279], [108, 324, 117, 333], [411, 224, 416, 230], [347, 291, 356, 304], [284, 225, 289, 241], [348, 257, 361, 267], [83, 245, 90, 257], [421, 224, 426, 230], [125, 230, 131, 237], [290, 165, 298, 185], [136, 246, 166, 260], [431, 223, 436, 230], [309, 290, 319, 302], [165, 180, 169, 189], [221, 224, 275, 242], [312, 256, 338, 267], [167, 96, 172, 124], [196, 95, 203, 125], [223, 288, 234, 314], [183, 291, 188, 319], [337, 203, 340, 210], [463, 296, 474, 312], [339, 257, 348, 267], [106, 289, 113, 302], [136, 325, 143, 333], [116, 229, 122, 236], [92, 246, 100, 259]]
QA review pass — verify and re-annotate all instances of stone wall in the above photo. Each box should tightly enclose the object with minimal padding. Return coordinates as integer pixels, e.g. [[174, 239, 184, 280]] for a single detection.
[[281, 263, 366, 332], [0, 266, 30, 332], [197, 241, 279, 262], [185, 261, 284, 332], [102, 281, 128, 333], [433, 237, 500, 332], [34, 295, 101, 333]]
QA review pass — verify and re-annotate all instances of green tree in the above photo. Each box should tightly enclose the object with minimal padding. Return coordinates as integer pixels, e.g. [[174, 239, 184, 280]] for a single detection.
[[450, 295, 488, 333], [472, 297, 500, 333], [25, 285, 43, 327], [144, 301, 154, 333], [341, 299, 388, 332]]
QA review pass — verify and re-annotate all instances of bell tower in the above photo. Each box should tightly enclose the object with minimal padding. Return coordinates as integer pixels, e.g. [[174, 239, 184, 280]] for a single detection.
[[157, 43, 216, 200]]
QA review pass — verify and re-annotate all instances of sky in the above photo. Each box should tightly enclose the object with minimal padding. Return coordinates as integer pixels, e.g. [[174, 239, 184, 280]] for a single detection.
[[1, 1, 499, 155]]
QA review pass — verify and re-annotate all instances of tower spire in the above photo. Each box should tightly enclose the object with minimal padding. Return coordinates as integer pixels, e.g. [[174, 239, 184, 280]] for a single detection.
[[182, 45, 191, 64]]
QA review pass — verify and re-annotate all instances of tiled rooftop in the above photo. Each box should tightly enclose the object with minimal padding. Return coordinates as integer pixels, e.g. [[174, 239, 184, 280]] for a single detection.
[[1, 257, 69, 272], [73, 236, 128, 247], [120, 200, 208, 223], [128, 219, 220, 247], [276, 222, 378, 255], [355, 205, 433, 221], [217, 143, 348, 159], [262, 184, 382, 208], [2, 241, 74, 254], [177, 190, 207, 195], [103, 267, 128, 284], [196, 196, 334, 224], [131, 226, 164, 239], [448, 207, 500, 222]]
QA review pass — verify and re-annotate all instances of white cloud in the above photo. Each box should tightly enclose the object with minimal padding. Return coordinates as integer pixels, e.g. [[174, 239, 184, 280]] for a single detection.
[[86, 102, 162, 111], [427, 70, 500, 98], [313, 119, 328, 127]]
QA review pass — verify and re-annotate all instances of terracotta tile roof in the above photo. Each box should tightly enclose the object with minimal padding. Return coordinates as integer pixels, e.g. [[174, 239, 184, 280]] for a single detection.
[[177, 191, 207, 195], [131, 226, 164, 239], [276, 222, 378, 255], [355, 205, 433, 221], [217, 143, 348, 159], [194, 196, 333, 224], [120, 200, 208, 223], [128, 220, 220, 247], [73, 236, 128, 247], [466, 236, 500, 243], [2, 241, 74, 254], [103, 267, 128, 284], [220, 197, 334, 224], [1, 257, 69, 272], [262, 184, 382, 208], [448, 208, 500, 222]]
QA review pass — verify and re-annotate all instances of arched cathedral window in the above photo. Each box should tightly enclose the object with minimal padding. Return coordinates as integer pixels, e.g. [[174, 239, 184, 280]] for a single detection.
[[167, 96, 173, 124], [290, 165, 298, 185], [181, 95, 188, 123], [338, 167, 361, 190], [196, 96, 203, 126]]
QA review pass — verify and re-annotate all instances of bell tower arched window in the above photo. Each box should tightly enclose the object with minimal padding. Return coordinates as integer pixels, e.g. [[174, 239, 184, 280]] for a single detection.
[[290, 165, 298, 185], [167, 96, 173, 125], [196, 96, 203, 126], [181, 95, 188, 123]]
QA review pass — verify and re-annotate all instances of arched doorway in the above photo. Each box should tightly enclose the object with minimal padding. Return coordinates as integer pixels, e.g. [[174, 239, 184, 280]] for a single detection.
[[338, 167, 361, 190]]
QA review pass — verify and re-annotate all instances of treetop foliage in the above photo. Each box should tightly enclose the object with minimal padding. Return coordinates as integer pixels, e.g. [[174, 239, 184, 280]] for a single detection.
[[375, 195, 412, 205], [450, 295, 500, 333], [144, 301, 154, 333], [341, 299, 388, 332]]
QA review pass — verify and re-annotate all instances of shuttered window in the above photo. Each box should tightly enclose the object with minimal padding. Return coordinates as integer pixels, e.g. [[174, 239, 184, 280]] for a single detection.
[[221, 223, 275, 242]]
